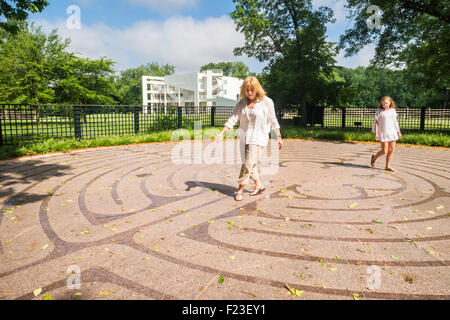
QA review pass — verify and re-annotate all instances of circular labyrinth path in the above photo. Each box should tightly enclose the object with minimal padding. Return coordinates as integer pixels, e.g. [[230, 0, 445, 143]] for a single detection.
[[0, 140, 449, 300]]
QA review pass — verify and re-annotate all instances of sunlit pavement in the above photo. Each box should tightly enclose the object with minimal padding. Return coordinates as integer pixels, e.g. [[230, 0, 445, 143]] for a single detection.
[[0, 140, 449, 300]]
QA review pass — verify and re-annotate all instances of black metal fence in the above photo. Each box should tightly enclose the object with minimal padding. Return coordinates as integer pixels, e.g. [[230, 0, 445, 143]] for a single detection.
[[0, 104, 237, 146], [1, 104, 449, 146], [278, 106, 450, 131]]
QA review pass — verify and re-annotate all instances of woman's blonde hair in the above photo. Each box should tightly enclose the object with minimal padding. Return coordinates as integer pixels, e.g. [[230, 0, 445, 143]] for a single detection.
[[240, 76, 266, 100], [378, 96, 397, 109]]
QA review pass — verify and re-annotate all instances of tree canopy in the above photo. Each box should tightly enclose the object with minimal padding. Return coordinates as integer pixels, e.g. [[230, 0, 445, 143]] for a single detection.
[[0, 22, 117, 104], [200, 61, 249, 79], [231, 0, 357, 123], [231, 0, 335, 64], [340, 0, 449, 107], [0, 0, 49, 33], [0, 22, 177, 106]]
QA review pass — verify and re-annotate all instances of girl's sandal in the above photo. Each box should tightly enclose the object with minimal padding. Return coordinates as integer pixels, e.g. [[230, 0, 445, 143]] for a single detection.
[[235, 191, 244, 201], [370, 155, 376, 168]]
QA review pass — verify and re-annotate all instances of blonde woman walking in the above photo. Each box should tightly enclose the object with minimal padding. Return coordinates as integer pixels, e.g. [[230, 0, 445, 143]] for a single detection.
[[215, 76, 283, 201]]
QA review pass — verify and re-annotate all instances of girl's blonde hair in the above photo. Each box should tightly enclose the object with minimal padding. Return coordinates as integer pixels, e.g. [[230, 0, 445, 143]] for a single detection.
[[240, 76, 266, 100], [378, 96, 397, 109]]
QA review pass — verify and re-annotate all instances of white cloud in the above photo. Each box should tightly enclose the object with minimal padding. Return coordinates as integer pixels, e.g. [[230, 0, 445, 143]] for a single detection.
[[32, 15, 266, 73], [335, 43, 376, 68], [32, 5, 372, 75]]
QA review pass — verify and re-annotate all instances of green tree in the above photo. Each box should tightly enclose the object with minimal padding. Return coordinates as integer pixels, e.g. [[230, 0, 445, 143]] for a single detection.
[[200, 61, 249, 79], [0, 22, 63, 103], [265, 47, 356, 110], [114, 63, 175, 105], [0, 22, 118, 105], [339, 0, 449, 107], [231, 0, 335, 62], [0, 0, 49, 33], [231, 0, 353, 124], [54, 56, 117, 105], [336, 66, 416, 108]]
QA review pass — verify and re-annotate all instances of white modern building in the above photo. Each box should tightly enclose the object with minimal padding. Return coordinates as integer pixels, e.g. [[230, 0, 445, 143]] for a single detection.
[[142, 69, 243, 111]]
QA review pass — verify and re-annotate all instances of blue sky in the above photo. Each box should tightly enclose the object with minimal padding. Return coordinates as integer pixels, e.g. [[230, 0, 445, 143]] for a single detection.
[[33, 0, 237, 27], [30, 0, 375, 74]]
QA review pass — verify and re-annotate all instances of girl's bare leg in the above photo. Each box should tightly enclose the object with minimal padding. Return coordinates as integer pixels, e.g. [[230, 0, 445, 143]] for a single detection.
[[373, 142, 388, 165], [385, 141, 396, 171]]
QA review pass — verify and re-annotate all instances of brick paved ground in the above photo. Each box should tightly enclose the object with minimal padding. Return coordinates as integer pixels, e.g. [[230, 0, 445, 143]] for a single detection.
[[0, 140, 449, 300]]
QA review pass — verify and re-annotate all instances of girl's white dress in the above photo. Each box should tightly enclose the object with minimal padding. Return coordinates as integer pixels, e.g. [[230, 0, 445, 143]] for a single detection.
[[372, 108, 400, 142]]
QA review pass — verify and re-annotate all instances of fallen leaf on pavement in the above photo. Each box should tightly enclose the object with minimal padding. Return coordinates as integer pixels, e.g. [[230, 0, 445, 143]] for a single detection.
[[98, 290, 115, 296], [33, 288, 42, 296], [295, 290, 303, 296]]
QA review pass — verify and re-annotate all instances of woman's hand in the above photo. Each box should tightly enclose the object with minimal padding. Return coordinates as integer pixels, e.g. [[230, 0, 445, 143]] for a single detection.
[[398, 132, 402, 139], [375, 134, 379, 141], [215, 127, 230, 143], [214, 132, 224, 143], [278, 136, 283, 149]]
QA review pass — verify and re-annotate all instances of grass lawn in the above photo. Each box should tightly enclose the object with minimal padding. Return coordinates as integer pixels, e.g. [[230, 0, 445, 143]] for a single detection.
[[1, 125, 448, 161], [281, 126, 450, 147]]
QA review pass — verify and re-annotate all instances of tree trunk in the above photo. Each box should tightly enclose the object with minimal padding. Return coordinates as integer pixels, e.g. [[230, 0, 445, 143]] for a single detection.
[[444, 87, 448, 108], [35, 106, 40, 126], [299, 96, 307, 127]]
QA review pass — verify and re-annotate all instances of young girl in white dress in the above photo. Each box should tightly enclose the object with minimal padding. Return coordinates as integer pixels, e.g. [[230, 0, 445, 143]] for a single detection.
[[370, 96, 403, 172]]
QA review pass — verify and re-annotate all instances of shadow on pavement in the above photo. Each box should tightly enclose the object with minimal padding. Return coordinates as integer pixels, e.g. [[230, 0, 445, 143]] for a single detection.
[[185, 181, 237, 197], [0, 158, 72, 207]]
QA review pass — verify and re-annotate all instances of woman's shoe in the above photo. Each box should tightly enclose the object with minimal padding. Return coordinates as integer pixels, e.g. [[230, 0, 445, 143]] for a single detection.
[[235, 191, 244, 201], [370, 155, 376, 168], [250, 185, 265, 196]]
